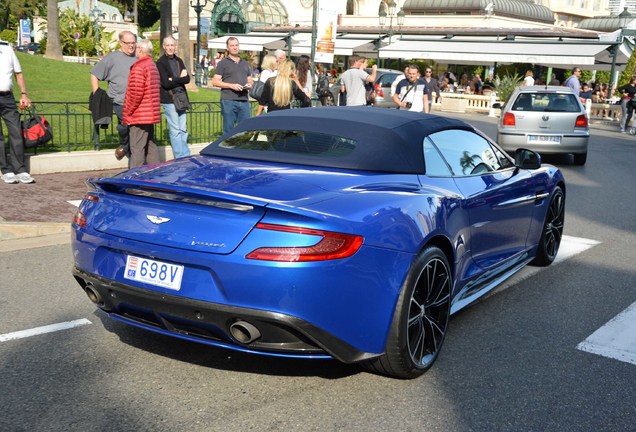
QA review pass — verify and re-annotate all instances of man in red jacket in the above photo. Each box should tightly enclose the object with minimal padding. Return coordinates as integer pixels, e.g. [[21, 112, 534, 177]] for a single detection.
[[123, 39, 161, 168]]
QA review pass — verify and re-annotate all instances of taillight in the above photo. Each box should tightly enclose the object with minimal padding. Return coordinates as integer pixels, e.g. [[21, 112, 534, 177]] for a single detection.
[[375, 83, 383, 97], [246, 223, 363, 262], [72, 210, 86, 227], [575, 114, 588, 129], [503, 112, 516, 126], [72, 194, 99, 227]]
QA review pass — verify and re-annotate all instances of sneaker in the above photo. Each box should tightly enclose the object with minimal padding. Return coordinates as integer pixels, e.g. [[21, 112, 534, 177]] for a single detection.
[[115, 145, 126, 160], [620, 129, 626, 133], [1, 172, 18, 184], [16, 172, 35, 184]]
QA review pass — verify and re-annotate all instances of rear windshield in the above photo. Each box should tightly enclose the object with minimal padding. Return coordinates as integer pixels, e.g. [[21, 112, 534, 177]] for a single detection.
[[218, 130, 357, 158], [511, 93, 580, 112]]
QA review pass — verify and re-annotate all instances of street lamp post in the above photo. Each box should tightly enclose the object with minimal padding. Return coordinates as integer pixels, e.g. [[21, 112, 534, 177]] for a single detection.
[[190, 0, 208, 87], [379, 0, 405, 46], [90, 6, 106, 56]]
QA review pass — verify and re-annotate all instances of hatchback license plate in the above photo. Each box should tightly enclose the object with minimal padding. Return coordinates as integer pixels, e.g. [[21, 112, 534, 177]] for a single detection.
[[124, 255, 184, 291], [527, 135, 561, 144]]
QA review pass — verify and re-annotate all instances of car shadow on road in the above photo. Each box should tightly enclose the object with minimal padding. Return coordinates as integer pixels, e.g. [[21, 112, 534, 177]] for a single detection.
[[94, 310, 362, 380]]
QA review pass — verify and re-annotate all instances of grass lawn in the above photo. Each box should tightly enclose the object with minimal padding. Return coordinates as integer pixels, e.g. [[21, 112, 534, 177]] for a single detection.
[[13, 52, 220, 103]]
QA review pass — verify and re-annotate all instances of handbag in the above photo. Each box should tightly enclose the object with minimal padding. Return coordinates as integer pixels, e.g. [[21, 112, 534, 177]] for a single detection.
[[249, 80, 266, 104], [169, 89, 190, 111], [21, 106, 53, 148]]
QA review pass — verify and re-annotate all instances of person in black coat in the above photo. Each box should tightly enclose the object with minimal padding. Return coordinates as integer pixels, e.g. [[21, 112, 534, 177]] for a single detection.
[[156, 35, 191, 158], [260, 59, 311, 113]]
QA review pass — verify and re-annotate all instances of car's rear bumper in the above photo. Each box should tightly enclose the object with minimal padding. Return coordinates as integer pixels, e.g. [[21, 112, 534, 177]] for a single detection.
[[498, 132, 589, 154], [73, 266, 380, 364]]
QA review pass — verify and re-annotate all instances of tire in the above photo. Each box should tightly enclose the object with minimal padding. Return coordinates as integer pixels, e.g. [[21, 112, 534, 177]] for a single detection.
[[531, 186, 565, 267], [573, 153, 587, 165], [364, 246, 452, 379]]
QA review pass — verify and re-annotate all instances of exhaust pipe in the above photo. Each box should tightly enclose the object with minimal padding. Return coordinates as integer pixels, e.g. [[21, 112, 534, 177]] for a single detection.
[[84, 283, 104, 306], [229, 320, 262, 344]]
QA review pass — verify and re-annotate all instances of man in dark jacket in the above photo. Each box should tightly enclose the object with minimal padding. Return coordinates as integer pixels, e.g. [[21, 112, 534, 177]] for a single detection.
[[156, 35, 191, 159], [618, 76, 636, 133]]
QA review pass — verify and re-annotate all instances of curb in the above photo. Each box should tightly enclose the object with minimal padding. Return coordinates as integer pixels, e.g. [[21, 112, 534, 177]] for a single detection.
[[0, 222, 71, 242]]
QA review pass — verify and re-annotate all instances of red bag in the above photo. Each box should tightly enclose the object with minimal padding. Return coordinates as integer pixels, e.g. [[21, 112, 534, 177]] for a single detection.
[[22, 107, 53, 148]]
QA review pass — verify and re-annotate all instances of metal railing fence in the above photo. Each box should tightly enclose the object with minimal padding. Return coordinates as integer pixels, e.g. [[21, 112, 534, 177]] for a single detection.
[[1, 101, 257, 154]]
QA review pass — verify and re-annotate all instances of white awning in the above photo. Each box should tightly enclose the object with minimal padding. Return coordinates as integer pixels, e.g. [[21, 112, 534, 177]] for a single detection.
[[378, 36, 615, 67], [208, 33, 287, 52], [290, 33, 376, 56]]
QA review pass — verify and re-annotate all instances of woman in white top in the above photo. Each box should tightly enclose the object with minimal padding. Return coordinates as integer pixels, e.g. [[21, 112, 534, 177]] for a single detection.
[[523, 70, 535, 86], [255, 55, 278, 116], [295, 55, 313, 98]]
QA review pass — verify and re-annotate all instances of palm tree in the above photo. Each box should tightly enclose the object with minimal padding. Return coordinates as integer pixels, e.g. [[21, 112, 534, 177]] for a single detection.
[[178, 0, 191, 72], [44, 0, 63, 59]]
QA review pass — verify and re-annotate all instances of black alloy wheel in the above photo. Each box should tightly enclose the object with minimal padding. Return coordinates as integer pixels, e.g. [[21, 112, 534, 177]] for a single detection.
[[531, 186, 565, 266]]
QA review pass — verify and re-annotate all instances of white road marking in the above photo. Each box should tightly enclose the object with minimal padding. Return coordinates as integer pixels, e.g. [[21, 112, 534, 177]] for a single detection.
[[0, 319, 92, 342], [67, 200, 82, 207], [488, 235, 600, 296], [577, 302, 636, 366]]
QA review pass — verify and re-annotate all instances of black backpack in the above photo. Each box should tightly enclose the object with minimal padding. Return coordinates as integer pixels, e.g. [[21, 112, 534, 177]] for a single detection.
[[316, 75, 331, 97]]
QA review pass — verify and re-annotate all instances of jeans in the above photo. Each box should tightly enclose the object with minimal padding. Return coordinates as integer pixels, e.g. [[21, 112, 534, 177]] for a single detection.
[[220, 100, 251, 135], [624, 100, 634, 130], [0, 94, 26, 174], [163, 103, 190, 158], [113, 103, 130, 154]]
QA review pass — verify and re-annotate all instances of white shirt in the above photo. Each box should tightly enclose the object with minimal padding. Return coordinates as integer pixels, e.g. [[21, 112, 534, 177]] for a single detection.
[[523, 76, 535, 86], [259, 69, 276, 83], [391, 73, 406, 97], [0, 45, 21, 91]]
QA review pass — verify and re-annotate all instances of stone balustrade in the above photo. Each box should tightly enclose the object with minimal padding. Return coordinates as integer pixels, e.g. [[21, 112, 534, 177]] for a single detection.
[[432, 91, 623, 123]]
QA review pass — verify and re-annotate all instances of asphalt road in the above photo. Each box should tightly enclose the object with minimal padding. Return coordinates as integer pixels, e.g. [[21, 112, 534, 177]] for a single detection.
[[1, 114, 635, 432]]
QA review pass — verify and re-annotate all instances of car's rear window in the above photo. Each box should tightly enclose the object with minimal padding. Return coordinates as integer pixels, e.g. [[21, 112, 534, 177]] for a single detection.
[[511, 93, 580, 112], [218, 130, 357, 158]]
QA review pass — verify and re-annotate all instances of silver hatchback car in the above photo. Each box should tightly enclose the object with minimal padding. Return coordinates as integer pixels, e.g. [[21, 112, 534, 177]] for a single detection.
[[495, 86, 589, 165]]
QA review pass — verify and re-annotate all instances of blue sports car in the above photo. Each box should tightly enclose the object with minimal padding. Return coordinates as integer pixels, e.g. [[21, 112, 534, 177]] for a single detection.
[[71, 107, 565, 379]]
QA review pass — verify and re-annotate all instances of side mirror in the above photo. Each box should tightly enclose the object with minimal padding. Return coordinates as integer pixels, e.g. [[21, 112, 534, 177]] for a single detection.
[[492, 102, 502, 109], [514, 148, 541, 169]]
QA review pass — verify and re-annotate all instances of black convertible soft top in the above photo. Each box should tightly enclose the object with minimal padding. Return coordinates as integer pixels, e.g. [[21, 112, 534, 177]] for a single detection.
[[201, 106, 474, 173]]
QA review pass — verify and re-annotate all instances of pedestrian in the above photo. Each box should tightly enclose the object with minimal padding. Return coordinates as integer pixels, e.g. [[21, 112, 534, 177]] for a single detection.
[[90, 30, 137, 160], [259, 59, 311, 113], [0, 42, 34, 184], [618, 76, 636, 133], [339, 54, 377, 106], [122, 39, 161, 168], [523, 70, 535, 86], [156, 35, 191, 159], [392, 64, 430, 113], [211, 37, 253, 135], [274, 49, 287, 67], [423, 66, 441, 111], [295, 54, 313, 98], [549, 73, 561, 86], [200, 54, 209, 86], [255, 54, 278, 116], [564, 67, 582, 96]]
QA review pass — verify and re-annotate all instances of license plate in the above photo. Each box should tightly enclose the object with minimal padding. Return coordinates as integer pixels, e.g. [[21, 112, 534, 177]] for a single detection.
[[527, 135, 561, 144], [124, 255, 184, 291]]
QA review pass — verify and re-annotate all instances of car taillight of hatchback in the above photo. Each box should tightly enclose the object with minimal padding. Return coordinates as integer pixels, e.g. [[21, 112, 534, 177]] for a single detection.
[[503, 112, 516, 126], [575, 114, 588, 129], [375, 83, 383, 98]]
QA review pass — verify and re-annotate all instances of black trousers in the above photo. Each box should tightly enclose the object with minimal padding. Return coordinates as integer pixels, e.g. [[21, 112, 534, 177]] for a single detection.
[[0, 93, 26, 175]]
